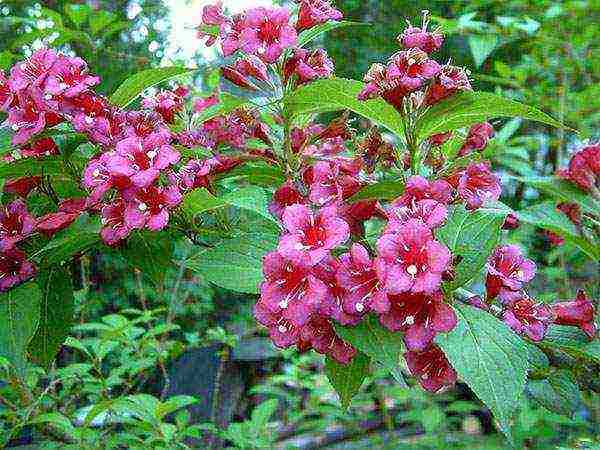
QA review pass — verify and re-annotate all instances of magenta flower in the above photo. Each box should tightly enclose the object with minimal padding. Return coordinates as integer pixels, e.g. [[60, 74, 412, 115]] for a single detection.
[[3, 177, 41, 198], [456, 162, 501, 210], [386, 199, 448, 230], [336, 243, 389, 316], [379, 291, 456, 351], [7, 91, 62, 145], [299, 316, 356, 364], [278, 204, 349, 265], [193, 94, 219, 113], [458, 122, 494, 156], [37, 198, 86, 237], [556, 202, 582, 226], [124, 185, 182, 231], [236, 7, 298, 63], [83, 153, 134, 205], [502, 212, 520, 230], [44, 54, 100, 100], [283, 48, 335, 86], [100, 198, 131, 246], [307, 161, 343, 206], [269, 181, 307, 219], [557, 144, 600, 192], [425, 64, 471, 106], [405, 345, 457, 393], [197, 1, 227, 46], [339, 200, 383, 237], [0, 70, 14, 111], [8, 48, 58, 92], [503, 297, 554, 341], [392, 175, 453, 207], [19, 137, 59, 159], [141, 87, 187, 124], [295, 0, 343, 32], [257, 251, 328, 327], [0, 248, 37, 292], [377, 219, 451, 294], [398, 12, 443, 53], [485, 244, 536, 303], [0, 200, 36, 251], [552, 290, 597, 339]]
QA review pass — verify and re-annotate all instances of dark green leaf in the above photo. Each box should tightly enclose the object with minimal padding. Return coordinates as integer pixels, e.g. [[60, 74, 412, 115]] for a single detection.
[[186, 232, 278, 294], [436, 204, 505, 289], [29, 267, 74, 369], [122, 232, 174, 288], [436, 302, 529, 438], [528, 369, 582, 417], [298, 21, 368, 47], [219, 161, 286, 187], [325, 352, 371, 409], [348, 179, 404, 203], [335, 315, 407, 387], [541, 325, 600, 363], [284, 78, 404, 137], [416, 91, 566, 141], [0, 282, 42, 376], [110, 67, 196, 108], [0, 156, 63, 178], [222, 186, 278, 225]]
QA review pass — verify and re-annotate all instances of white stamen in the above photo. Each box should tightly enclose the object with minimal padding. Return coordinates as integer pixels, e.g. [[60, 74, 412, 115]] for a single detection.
[[406, 264, 418, 276], [355, 303, 364, 313], [405, 315, 415, 325], [278, 325, 287, 333], [421, 374, 429, 380], [146, 150, 157, 159], [92, 169, 100, 178], [59, 82, 68, 90], [278, 300, 288, 309], [84, 116, 94, 124], [101, 217, 108, 225], [294, 242, 304, 251], [11, 124, 19, 131], [138, 202, 148, 211]]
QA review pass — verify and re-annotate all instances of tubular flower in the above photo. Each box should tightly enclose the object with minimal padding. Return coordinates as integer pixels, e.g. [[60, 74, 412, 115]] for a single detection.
[[295, 0, 343, 32], [269, 181, 307, 219], [485, 244, 536, 303], [392, 175, 453, 206], [298, 316, 356, 364], [0, 248, 37, 292], [0, 200, 36, 251], [557, 144, 600, 192], [386, 199, 448, 230], [283, 48, 335, 86], [454, 161, 501, 210], [552, 290, 597, 339], [37, 198, 86, 237], [503, 296, 554, 341], [124, 185, 182, 232], [405, 345, 457, 393], [397, 11, 444, 53], [425, 64, 471, 105], [458, 122, 494, 156]]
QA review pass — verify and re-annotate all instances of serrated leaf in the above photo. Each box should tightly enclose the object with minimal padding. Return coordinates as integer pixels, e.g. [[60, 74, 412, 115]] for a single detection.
[[335, 315, 407, 387], [0, 282, 42, 377], [416, 91, 566, 141], [325, 352, 370, 409], [436, 204, 505, 289], [223, 186, 278, 225], [186, 232, 278, 294], [541, 325, 600, 363], [528, 369, 582, 417], [28, 267, 74, 369], [436, 302, 529, 439], [195, 93, 247, 123], [0, 156, 63, 178], [468, 34, 499, 67], [284, 78, 404, 137], [122, 232, 174, 288], [348, 179, 404, 203], [110, 66, 196, 108], [298, 21, 368, 47]]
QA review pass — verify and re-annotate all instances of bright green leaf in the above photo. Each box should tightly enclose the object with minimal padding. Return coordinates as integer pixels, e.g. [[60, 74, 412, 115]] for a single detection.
[[325, 352, 370, 409], [468, 34, 499, 67], [195, 93, 247, 123], [348, 179, 404, 203], [122, 232, 174, 288], [528, 369, 582, 417], [298, 21, 368, 47]]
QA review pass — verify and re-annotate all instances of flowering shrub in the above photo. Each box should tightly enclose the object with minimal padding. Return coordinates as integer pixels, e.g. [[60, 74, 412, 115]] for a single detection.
[[0, 1, 598, 440]]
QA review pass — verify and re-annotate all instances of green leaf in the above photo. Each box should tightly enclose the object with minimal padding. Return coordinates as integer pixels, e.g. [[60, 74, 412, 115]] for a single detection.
[[325, 352, 371, 409], [298, 21, 368, 47], [219, 161, 286, 187], [541, 325, 600, 364], [436, 204, 505, 289], [0, 128, 12, 157], [468, 34, 499, 67], [251, 399, 279, 428], [518, 202, 599, 260], [222, 186, 278, 225], [186, 232, 278, 294], [181, 188, 225, 221], [29, 412, 76, 437], [28, 267, 74, 369], [157, 396, 198, 420], [335, 315, 407, 387], [110, 66, 196, 108], [284, 78, 404, 137], [195, 92, 247, 123], [0, 282, 42, 376], [436, 302, 529, 438], [64, 4, 91, 28], [89, 10, 117, 35], [528, 369, 582, 417], [416, 91, 566, 141], [348, 179, 404, 203], [122, 231, 174, 288], [0, 156, 63, 178]]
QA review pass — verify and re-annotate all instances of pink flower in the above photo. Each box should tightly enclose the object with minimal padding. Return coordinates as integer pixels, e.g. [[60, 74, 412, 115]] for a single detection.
[[307, 161, 343, 206], [269, 181, 307, 219], [386, 199, 448, 230], [257, 251, 327, 327], [0, 248, 37, 292], [124, 185, 182, 231], [557, 144, 600, 192], [100, 198, 131, 246], [398, 12, 443, 53], [0, 200, 36, 251], [377, 219, 451, 294], [37, 198, 86, 237], [278, 204, 349, 265], [458, 122, 494, 156], [19, 137, 59, 159], [503, 296, 554, 341], [295, 0, 343, 32], [197, 1, 227, 46], [7, 91, 62, 145], [455, 162, 501, 210], [358, 49, 441, 111], [141, 87, 187, 124], [193, 94, 219, 113], [405, 345, 457, 393], [425, 64, 471, 106], [379, 291, 457, 351], [502, 212, 520, 230], [556, 202, 581, 226], [0, 70, 15, 111], [226, 7, 298, 63], [44, 54, 100, 100], [223, 55, 270, 91], [543, 230, 565, 246], [485, 244, 536, 303], [428, 131, 452, 147], [339, 200, 383, 236], [336, 243, 389, 316], [8, 48, 58, 92], [83, 153, 134, 205], [552, 290, 597, 339], [283, 48, 334, 86], [392, 175, 453, 207], [3, 177, 41, 198], [298, 316, 356, 364]]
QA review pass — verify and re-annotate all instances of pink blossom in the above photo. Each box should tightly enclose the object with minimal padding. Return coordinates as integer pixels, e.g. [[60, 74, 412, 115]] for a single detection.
[[377, 219, 451, 294], [552, 290, 597, 339], [7, 90, 62, 145], [197, 1, 227, 46], [405, 345, 457, 393], [141, 87, 187, 124], [44, 54, 100, 100], [83, 153, 134, 205], [3, 177, 41, 198], [425, 64, 471, 106], [0, 248, 37, 292], [278, 204, 349, 265], [283, 48, 334, 86], [456, 161, 501, 210], [0, 70, 15, 111], [193, 94, 219, 113], [295, 0, 343, 32], [398, 12, 443, 53], [386, 199, 448, 230], [223, 55, 270, 90], [0, 200, 36, 251], [458, 122, 494, 156], [379, 291, 456, 351], [298, 316, 356, 364], [336, 243, 389, 316], [339, 200, 383, 236], [17, 137, 59, 159], [124, 185, 182, 231], [269, 181, 307, 219], [8, 48, 58, 92], [392, 175, 453, 207], [307, 161, 343, 206], [485, 244, 536, 303], [100, 198, 131, 246], [556, 202, 581, 226], [557, 144, 599, 192], [37, 198, 86, 237], [503, 296, 554, 341], [502, 212, 520, 230]]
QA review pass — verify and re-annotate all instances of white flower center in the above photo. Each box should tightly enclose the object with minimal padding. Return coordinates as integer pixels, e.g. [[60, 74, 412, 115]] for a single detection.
[[406, 264, 418, 276], [278, 325, 287, 333], [404, 315, 415, 325], [138, 202, 148, 211], [92, 169, 100, 178], [84, 116, 94, 124], [278, 300, 288, 309], [146, 150, 157, 159], [355, 303, 364, 313]]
